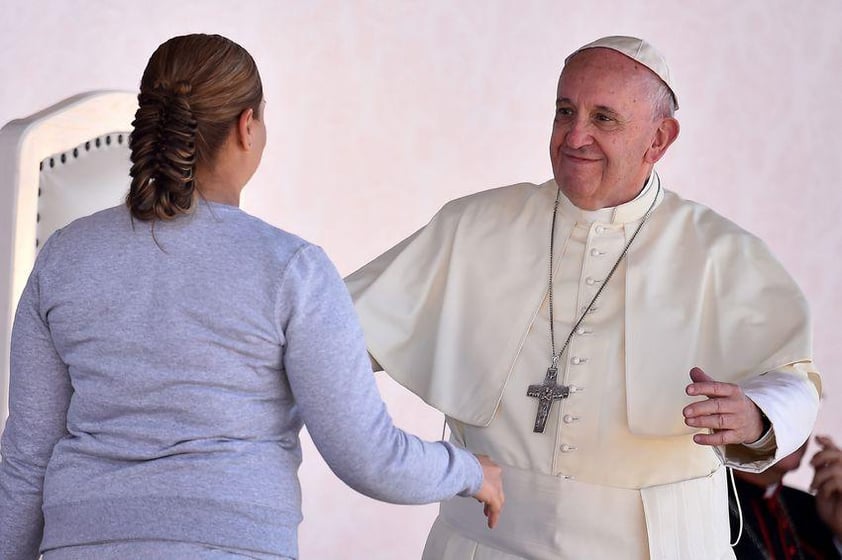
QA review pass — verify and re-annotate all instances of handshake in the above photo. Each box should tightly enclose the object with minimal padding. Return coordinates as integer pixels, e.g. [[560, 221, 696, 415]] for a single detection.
[[473, 455, 505, 529]]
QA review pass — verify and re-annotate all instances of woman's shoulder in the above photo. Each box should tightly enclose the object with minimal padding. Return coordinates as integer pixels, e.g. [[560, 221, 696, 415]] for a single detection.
[[217, 204, 315, 258], [35, 204, 129, 257], [208, 204, 340, 278]]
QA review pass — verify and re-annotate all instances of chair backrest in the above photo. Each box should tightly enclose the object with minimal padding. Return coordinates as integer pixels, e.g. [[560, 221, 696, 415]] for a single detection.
[[0, 90, 137, 428]]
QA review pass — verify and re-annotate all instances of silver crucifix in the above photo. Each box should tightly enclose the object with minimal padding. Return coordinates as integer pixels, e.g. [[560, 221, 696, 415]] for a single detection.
[[526, 366, 570, 433]]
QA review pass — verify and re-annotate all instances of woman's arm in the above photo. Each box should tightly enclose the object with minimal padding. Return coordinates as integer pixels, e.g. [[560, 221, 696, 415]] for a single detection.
[[279, 245, 494, 507], [0, 237, 72, 560]]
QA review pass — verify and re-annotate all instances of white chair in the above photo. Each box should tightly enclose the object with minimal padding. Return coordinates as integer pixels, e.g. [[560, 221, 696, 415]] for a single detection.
[[0, 91, 137, 428]]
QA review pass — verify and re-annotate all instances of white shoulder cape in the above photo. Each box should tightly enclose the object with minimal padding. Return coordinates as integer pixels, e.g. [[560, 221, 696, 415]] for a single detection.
[[346, 178, 812, 432]]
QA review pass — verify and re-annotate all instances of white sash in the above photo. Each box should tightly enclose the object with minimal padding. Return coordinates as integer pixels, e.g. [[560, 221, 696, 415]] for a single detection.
[[425, 463, 734, 560]]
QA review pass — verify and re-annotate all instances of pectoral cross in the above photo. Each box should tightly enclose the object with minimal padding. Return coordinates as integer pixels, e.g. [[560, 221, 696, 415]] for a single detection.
[[526, 366, 570, 433]]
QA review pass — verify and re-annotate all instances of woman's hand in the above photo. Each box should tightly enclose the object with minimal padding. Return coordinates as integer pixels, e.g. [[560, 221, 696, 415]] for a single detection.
[[473, 454, 504, 528]]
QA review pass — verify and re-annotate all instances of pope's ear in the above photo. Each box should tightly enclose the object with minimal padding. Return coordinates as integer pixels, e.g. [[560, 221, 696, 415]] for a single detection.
[[645, 117, 679, 164]]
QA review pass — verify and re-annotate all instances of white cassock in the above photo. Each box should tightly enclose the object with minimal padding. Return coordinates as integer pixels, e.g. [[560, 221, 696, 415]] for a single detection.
[[346, 172, 821, 560]]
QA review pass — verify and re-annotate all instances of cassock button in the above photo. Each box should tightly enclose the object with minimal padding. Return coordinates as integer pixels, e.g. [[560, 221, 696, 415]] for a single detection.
[[585, 277, 596, 286], [575, 327, 587, 335], [559, 444, 576, 453], [563, 414, 578, 424], [595, 225, 605, 234], [571, 356, 587, 365], [590, 248, 603, 257]]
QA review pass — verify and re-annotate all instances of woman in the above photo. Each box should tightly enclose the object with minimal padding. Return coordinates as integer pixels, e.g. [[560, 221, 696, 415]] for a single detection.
[[0, 34, 503, 559]]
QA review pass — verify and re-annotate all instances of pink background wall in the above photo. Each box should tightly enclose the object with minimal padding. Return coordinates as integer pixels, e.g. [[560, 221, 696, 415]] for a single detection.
[[1, 1, 840, 557]]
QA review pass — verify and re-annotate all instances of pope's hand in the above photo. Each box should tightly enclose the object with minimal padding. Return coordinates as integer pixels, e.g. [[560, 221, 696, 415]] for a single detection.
[[811, 435, 842, 539], [682, 367, 765, 446], [473, 454, 504, 529]]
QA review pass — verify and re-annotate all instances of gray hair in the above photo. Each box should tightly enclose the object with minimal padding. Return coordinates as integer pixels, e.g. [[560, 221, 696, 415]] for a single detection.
[[650, 80, 677, 119]]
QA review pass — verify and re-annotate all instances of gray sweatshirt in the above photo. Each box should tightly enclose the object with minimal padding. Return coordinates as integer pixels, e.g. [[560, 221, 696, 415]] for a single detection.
[[0, 201, 482, 559]]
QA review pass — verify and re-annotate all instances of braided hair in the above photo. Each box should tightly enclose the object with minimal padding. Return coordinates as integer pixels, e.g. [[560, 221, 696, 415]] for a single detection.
[[127, 34, 263, 221]]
